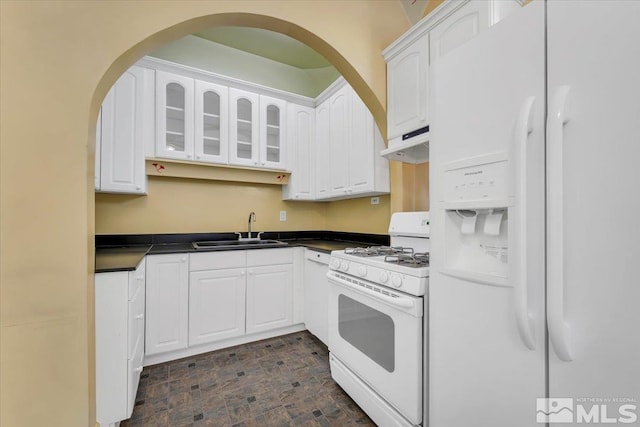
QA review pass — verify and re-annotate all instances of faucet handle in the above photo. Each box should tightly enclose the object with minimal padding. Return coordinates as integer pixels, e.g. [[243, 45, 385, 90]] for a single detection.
[[256, 232, 264, 240], [234, 232, 242, 240]]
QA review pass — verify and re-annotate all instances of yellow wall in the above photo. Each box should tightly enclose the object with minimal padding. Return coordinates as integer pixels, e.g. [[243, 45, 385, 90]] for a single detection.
[[96, 178, 391, 235], [0, 1, 409, 426]]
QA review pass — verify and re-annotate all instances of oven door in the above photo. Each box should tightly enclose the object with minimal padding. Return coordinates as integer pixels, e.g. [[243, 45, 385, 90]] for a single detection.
[[327, 270, 423, 425]]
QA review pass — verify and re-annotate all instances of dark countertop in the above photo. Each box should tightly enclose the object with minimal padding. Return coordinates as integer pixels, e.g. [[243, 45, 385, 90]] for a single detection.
[[288, 239, 358, 253], [95, 232, 388, 273], [95, 245, 150, 273]]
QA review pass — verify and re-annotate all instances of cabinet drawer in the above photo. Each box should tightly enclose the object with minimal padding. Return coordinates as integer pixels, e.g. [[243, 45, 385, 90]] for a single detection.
[[190, 251, 246, 271], [127, 337, 144, 417], [128, 259, 146, 300], [304, 249, 330, 265], [127, 279, 145, 360], [247, 247, 293, 266]]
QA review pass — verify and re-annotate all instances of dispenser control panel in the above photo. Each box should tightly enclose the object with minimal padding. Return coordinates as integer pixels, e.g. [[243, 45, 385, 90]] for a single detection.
[[443, 153, 508, 202]]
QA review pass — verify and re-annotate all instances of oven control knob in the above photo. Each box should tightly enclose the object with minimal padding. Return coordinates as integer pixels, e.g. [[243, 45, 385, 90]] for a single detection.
[[390, 275, 402, 288], [340, 261, 350, 272], [330, 258, 341, 270], [357, 265, 367, 277], [379, 272, 389, 284]]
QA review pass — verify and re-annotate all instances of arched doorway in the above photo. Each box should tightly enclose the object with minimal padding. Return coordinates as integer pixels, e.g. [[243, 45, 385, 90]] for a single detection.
[[0, 3, 409, 426]]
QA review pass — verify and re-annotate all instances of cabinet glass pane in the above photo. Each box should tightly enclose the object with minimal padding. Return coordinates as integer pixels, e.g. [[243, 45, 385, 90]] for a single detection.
[[166, 83, 185, 152], [203, 91, 220, 116], [203, 91, 221, 156], [237, 98, 252, 122], [266, 105, 280, 163], [236, 98, 253, 160], [266, 105, 280, 126]]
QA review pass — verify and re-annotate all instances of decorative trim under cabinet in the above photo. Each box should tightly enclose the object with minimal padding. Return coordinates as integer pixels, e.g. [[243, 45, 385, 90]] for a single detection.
[[145, 158, 290, 185]]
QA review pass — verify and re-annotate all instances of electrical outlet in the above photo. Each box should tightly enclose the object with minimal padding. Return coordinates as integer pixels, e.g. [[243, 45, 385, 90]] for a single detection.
[[370, 197, 380, 205], [279, 211, 287, 221]]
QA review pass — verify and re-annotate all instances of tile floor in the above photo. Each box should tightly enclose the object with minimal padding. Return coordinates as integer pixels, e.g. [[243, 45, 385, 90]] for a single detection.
[[122, 331, 376, 426]]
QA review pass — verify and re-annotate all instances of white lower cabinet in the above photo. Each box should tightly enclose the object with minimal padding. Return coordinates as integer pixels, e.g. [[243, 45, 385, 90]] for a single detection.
[[303, 249, 330, 345], [246, 248, 294, 334], [246, 264, 294, 334], [95, 259, 145, 427], [189, 268, 246, 346], [188, 251, 246, 346], [145, 254, 189, 356], [144, 248, 296, 363]]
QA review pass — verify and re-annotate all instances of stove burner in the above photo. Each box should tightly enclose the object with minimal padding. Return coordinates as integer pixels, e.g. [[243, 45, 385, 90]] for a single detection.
[[384, 252, 430, 267], [344, 246, 415, 257]]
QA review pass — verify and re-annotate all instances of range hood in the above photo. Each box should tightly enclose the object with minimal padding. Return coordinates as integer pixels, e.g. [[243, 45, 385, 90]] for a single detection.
[[380, 125, 429, 164]]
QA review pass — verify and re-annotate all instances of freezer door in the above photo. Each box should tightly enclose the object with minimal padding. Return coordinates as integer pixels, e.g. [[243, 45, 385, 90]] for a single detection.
[[547, 1, 640, 423], [429, 2, 546, 426]]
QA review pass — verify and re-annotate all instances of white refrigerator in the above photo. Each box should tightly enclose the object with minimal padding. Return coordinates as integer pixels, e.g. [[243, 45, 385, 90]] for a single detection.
[[429, 1, 640, 426]]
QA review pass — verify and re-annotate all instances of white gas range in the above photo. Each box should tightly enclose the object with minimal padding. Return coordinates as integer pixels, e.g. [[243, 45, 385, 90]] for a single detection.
[[327, 211, 429, 427]]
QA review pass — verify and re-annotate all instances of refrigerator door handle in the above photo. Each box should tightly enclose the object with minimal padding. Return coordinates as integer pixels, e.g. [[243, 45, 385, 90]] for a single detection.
[[512, 96, 536, 351], [547, 86, 573, 361]]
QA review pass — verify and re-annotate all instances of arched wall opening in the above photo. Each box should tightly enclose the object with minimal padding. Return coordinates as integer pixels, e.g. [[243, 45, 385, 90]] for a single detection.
[[0, 3, 415, 426]]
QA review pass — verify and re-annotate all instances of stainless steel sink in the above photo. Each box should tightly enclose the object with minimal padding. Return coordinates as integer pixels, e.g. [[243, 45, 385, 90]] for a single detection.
[[191, 239, 288, 250]]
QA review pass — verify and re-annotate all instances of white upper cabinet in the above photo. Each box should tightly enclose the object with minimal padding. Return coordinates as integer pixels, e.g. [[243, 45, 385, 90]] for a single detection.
[[155, 71, 195, 161], [430, 0, 523, 63], [386, 33, 430, 142], [314, 100, 332, 199], [229, 88, 260, 167], [329, 85, 351, 198], [95, 107, 102, 190], [349, 92, 376, 194], [97, 65, 151, 194], [259, 95, 287, 170], [315, 82, 389, 201], [282, 104, 315, 201], [194, 80, 228, 163]]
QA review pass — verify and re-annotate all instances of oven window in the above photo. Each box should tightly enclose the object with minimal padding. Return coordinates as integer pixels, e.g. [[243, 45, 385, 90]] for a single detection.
[[338, 294, 395, 372]]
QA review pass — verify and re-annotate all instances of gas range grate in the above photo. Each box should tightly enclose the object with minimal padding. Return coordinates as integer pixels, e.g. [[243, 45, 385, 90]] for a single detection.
[[384, 252, 430, 267], [344, 246, 415, 257]]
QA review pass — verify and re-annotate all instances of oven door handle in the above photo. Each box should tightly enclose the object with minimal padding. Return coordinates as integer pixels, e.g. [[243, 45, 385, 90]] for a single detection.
[[327, 271, 416, 309]]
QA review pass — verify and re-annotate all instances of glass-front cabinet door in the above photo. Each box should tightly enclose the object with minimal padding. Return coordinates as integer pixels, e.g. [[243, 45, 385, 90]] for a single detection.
[[194, 80, 228, 164], [259, 95, 287, 170], [155, 71, 194, 160], [229, 88, 259, 167]]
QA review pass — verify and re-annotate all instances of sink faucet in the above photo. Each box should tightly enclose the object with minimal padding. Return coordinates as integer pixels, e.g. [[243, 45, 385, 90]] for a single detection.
[[248, 212, 256, 239]]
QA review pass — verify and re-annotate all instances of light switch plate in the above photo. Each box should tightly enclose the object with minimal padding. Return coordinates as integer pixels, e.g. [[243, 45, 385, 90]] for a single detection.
[[370, 197, 380, 205], [279, 211, 287, 221]]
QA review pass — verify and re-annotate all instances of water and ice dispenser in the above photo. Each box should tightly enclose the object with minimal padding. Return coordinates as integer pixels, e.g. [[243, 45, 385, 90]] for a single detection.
[[440, 152, 512, 286]]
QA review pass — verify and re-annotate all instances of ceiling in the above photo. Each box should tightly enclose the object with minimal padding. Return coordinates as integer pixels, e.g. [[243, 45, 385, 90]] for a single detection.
[[194, 27, 333, 70]]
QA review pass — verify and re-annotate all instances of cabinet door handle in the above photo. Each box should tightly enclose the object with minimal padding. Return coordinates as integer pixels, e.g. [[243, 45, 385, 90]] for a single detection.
[[135, 314, 144, 320], [136, 186, 141, 190], [181, 257, 187, 263], [136, 276, 144, 281], [134, 366, 143, 373]]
